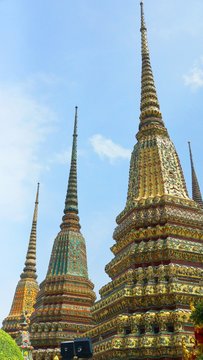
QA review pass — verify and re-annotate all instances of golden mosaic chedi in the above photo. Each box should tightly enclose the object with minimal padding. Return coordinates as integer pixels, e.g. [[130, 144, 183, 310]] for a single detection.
[[86, 2, 203, 359], [2, 184, 40, 339]]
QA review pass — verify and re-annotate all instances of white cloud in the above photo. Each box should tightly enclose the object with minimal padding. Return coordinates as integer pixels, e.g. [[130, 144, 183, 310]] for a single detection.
[[183, 58, 203, 90], [0, 81, 56, 221], [90, 134, 131, 163]]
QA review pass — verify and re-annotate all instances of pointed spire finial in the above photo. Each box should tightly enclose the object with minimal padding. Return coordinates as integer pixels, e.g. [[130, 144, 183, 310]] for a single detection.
[[74, 105, 78, 136], [139, 0, 164, 129], [21, 183, 40, 279], [188, 142, 203, 208], [33, 182, 40, 222], [140, 1, 146, 31], [61, 107, 81, 231]]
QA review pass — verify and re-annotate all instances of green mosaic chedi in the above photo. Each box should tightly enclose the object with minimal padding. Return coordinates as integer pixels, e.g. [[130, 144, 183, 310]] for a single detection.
[[30, 107, 96, 359], [47, 231, 88, 278], [47, 108, 88, 278]]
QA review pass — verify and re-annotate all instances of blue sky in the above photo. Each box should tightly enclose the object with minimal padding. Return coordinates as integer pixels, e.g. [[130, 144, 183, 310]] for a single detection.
[[1, 0, 203, 324]]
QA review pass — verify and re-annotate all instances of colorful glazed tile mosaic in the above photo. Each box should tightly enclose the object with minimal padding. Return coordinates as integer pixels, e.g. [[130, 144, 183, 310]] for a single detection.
[[85, 3, 203, 360]]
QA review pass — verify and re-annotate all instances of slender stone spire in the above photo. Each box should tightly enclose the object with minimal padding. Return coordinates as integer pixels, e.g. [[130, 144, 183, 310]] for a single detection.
[[188, 141, 203, 208], [140, 1, 164, 129], [21, 183, 40, 280], [61, 106, 81, 231]]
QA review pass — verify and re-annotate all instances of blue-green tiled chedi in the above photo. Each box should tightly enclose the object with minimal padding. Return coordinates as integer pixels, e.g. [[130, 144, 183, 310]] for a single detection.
[[30, 108, 96, 359], [47, 231, 88, 277]]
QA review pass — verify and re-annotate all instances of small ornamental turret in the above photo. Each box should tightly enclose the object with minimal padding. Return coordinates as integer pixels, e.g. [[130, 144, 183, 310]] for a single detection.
[[188, 142, 203, 209], [16, 314, 33, 360], [30, 108, 96, 359], [2, 184, 40, 339]]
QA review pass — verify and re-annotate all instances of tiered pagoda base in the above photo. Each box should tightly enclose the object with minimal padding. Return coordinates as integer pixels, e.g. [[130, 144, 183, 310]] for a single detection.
[[30, 274, 95, 359], [32, 349, 60, 360], [85, 193, 203, 359]]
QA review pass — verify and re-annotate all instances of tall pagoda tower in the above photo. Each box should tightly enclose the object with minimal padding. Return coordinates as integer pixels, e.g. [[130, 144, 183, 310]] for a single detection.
[[86, 3, 203, 359], [30, 107, 96, 359], [2, 183, 40, 339], [188, 142, 203, 209]]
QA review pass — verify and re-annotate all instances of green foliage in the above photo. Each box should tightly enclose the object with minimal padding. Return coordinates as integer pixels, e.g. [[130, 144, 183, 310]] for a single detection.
[[197, 356, 203, 360], [191, 302, 203, 326], [0, 330, 23, 360]]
